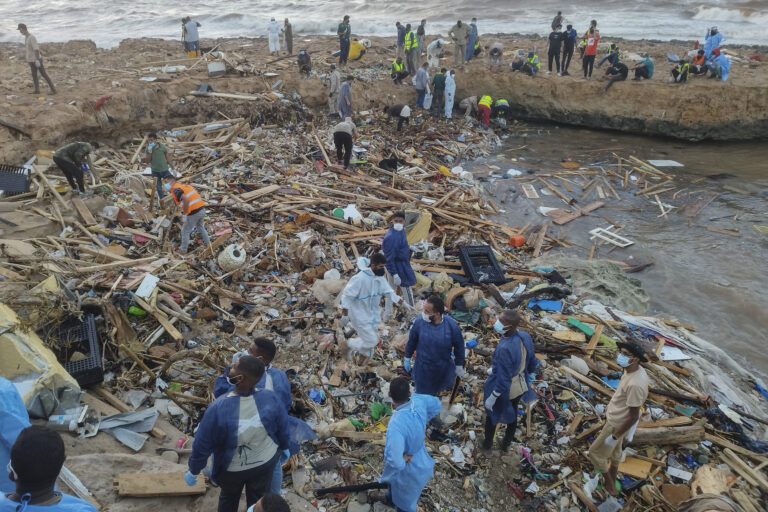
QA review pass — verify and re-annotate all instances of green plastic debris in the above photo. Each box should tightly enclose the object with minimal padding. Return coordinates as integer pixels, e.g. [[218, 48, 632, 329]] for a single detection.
[[566, 317, 617, 347], [348, 418, 366, 430], [370, 402, 392, 422], [128, 305, 147, 316]]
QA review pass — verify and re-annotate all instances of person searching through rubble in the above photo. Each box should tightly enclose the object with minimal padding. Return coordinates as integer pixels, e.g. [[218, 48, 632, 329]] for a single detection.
[[246, 493, 290, 512], [164, 176, 211, 254], [482, 310, 539, 452], [144, 132, 174, 204], [52, 141, 99, 196], [187, 355, 291, 512], [404, 295, 465, 396], [0, 425, 98, 511], [588, 342, 649, 496]]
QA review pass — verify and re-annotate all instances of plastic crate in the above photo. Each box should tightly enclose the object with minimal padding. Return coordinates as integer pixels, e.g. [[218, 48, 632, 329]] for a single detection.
[[55, 314, 104, 387], [458, 245, 507, 285], [0, 164, 31, 196]]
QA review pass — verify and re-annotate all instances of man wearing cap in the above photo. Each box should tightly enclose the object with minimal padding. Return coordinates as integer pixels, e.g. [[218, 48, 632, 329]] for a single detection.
[[18, 24, 56, 95], [382, 104, 411, 132], [588, 342, 649, 496]]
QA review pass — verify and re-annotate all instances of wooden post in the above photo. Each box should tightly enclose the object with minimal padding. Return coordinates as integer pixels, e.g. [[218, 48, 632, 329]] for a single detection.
[[628, 425, 704, 446]]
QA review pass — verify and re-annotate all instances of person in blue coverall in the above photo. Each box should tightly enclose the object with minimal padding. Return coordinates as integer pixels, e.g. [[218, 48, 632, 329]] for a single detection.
[[404, 295, 466, 396], [703, 26, 724, 60], [0, 425, 97, 511], [382, 211, 416, 308], [380, 377, 441, 512], [482, 310, 539, 451], [187, 356, 291, 512], [0, 378, 29, 494], [466, 18, 478, 61], [708, 48, 731, 81]]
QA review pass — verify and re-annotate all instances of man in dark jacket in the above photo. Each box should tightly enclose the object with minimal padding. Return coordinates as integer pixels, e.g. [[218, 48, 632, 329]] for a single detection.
[[431, 68, 446, 115], [561, 24, 577, 75], [547, 25, 563, 75], [604, 61, 629, 92], [383, 104, 411, 132]]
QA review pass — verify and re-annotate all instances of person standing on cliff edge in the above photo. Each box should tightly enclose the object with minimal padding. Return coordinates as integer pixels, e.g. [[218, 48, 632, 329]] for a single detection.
[[582, 24, 599, 80], [18, 24, 56, 95], [337, 15, 351, 66]]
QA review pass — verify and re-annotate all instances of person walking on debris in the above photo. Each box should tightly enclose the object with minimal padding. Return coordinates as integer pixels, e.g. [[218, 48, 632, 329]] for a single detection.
[[382, 104, 411, 132], [604, 61, 629, 92], [186, 356, 291, 512], [145, 132, 174, 204], [632, 53, 654, 80], [444, 70, 456, 119], [328, 64, 341, 116], [416, 19, 427, 56], [338, 76, 353, 119], [378, 377, 441, 512], [426, 38, 444, 69], [588, 342, 649, 496], [165, 176, 211, 254], [18, 24, 56, 95], [390, 57, 409, 84], [448, 20, 469, 67], [413, 62, 429, 110], [382, 211, 416, 307], [395, 22, 406, 59], [53, 141, 98, 195], [0, 426, 97, 511], [183, 17, 202, 57], [561, 24, 577, 75], [404, 295, 465, 396], [337, 15, 351, 66], [466, 18, 478, 62], [297, 48, 311, 77], [340, 253, 403, 359], [267, 17, 280, 56], [332, 116, 356, 169], [482, 310, 538, 451], [282, 19, 293, 55], [431, 67, 446, 115]]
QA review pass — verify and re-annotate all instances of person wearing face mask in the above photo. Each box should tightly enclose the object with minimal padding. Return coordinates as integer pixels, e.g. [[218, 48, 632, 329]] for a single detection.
[[340, 253, 403, 359], [0, 378, 29, 495], [482, 310, 538, 452], [187, 356, 291, 512], [52, 141, 99, 195], [404, 296, 465, 396], [382, 211, 416, 309], [165, 176, 211, 254], [588, 342, 649, 496]]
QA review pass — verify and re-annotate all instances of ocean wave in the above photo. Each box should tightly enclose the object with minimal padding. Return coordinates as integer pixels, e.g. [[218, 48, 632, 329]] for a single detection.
[[693, 6, 768, 25]]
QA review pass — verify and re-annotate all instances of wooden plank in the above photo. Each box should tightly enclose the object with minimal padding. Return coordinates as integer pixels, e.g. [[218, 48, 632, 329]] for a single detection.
[[557, 365, 614, 397], [71, 196, 97, 225], [552, 202, 605, 225], [329, 428, 384, 442], [731, 489, 761, 512], [638, 417, 692, 429], [85, 386, 166, 439], [134, 297, 183, 342], [551, 330, 587, 343], [566, 413, 584, 435], [114, 472, 206, 497], [585, 324, 604, 357], [521, 183, 539, 199], [681, 192, 719, 217], [705, 433, 768, 463], [574, 421, 605, 441], [568, 481, 600, 512], [239, 184, 281, 202], [532, 224, 547, 258], [74, 256, 158, 274], [328, 360, 346, 387], [618, 457, 653, 479], [706, 226, 740, 237], [723, 448, 768, 493]]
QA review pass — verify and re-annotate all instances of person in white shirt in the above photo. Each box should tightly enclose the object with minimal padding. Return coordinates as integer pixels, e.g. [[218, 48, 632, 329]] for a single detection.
[[267, 18, 280, 55], [17, 24, 55, 95]]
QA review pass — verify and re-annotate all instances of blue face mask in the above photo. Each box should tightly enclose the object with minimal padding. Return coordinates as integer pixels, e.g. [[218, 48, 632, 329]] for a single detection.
[[616, 353, 631, 368], [493, 319, 505, 334], [164, 182, 171, 191]]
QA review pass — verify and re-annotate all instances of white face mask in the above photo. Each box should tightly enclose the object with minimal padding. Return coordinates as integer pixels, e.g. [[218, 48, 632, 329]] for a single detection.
[[393, 223, 404, 231], [422, 312, 432, 323]]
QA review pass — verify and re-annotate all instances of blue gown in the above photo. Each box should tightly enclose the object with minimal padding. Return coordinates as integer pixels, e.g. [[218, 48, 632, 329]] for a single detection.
[[382, 227, 416, 287], [0, 378, 29, 494], [380, 394, 442, 512], [483, 330, 539, 425], [0, 493, 97, 511], [466, 23, 478, 61], [712, 54, 731, 81], [703, 31, 724, 59], [405, 316, 465, 396]]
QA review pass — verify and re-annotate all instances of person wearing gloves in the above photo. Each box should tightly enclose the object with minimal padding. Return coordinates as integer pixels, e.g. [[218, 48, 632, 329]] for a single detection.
[[340, 253, 402, 359], [53, 141, 99, 195], [267, 18, 280, 55], [186, 356, 291, 512], [488, 42, 504, 68], [482, 310, 538, 452], [709, 48, 731, 81], [426, 39, 445, 69], [166, 176, 211, 254], [703, 26, 724, 60], [379, 377, 441, 512], [588, 342, 649, 496], [0, 426, 97, 511], [0, 378, 29, 494], [404, 295, 465, 396], [444, 70, 456, 119], [382, 211, 416, 308], [18, 24, 56, 95]]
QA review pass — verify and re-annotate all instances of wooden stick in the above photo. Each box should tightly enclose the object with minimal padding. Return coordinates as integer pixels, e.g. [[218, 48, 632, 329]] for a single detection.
[[118, 344, 156, 380]]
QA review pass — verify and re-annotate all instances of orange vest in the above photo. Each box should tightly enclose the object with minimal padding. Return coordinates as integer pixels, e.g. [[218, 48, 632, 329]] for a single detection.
[[692, 53, 705, 66], [170, 183, 205, 215]]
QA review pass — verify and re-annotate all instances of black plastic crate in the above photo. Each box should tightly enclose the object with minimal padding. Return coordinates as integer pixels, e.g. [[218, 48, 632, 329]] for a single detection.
[[0, 164, 31, 196], [54, 314, 104, 387], [458, 245, 507, 284]]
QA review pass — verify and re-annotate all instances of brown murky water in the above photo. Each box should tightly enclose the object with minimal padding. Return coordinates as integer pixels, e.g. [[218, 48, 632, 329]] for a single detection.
[[473, 123, 768, 373]]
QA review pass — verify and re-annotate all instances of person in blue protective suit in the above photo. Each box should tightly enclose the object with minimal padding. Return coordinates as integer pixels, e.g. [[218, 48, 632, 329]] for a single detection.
[[404, 295, 466, 396], [187, 356, 291, 512], [708, 48, 731, 81], [382, 211, 416, 308], [0, 378, 29, 494], [482, 310, 539, 452], [0, 425, 97, 511], [379, 377, 441, 512], [341, 253, 404, 358], [466, 18, 478, 62], [703, 26, 724, 60]]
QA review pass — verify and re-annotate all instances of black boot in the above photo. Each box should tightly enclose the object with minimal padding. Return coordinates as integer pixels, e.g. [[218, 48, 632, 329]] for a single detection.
[[500, 422, 518, 451]]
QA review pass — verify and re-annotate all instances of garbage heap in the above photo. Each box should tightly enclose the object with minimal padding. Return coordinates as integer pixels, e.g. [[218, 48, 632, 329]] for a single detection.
[[0, 99, 767, 512]]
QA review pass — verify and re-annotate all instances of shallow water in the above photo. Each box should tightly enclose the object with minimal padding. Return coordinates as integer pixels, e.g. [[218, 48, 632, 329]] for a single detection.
[[476, 123, 768, 373]]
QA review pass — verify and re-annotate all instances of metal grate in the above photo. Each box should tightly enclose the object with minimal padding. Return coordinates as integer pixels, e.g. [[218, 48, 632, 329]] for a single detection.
[[55, 314, 104, 387], [0, 164, 31, 196], [458, 245, 507, 285]]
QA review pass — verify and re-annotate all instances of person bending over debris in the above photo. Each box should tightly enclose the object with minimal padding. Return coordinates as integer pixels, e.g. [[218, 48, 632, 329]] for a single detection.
[[604, 61, 629, 92], [53, 141, 98, 195], [488, 42, 504, 68], [379, 377, 441, 512], [247, 493, 291, 512], [341, 253, 402, 359], [492, 98, 510, 127], [0, 425, 97, 511], [332, 117, 356, 169], [482, 310, 538, 452], [165, 176, 211, 254], [708, 48, 730, 81], [382, 211, 416, 308], [404, 295, 465, 396], [297, 48, 311, 77], [459, 95, 478, 119], [145, 132, 174, 203], [17, 24, 56, 95], [426, 39, 444, 69], [588, 342, 649, 496], [338, 76, 353, 119], [390, 57, 409, 84], [187, 356, 290, 512], [383, 104, 411, 132], [477, 94, 493, 128]]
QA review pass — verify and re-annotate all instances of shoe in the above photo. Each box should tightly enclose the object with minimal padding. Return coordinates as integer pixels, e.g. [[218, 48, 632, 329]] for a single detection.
[[557, 72, 562, 76], [562, 71, 570, 76], [546, 71, 551, 74]]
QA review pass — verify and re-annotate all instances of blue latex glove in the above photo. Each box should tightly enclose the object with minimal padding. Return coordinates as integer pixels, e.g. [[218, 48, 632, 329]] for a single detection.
[[403, 358, 412, 373], [279, 449, 290, 464], [184, 471, 198, 486], [527, 373, 535, 386]]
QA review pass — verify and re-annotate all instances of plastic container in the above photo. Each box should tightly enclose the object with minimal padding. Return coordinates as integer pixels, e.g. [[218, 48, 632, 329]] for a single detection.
[[508, 235, 525, 247], [218, 244, 246, 272], [53, 314, 104, 387]]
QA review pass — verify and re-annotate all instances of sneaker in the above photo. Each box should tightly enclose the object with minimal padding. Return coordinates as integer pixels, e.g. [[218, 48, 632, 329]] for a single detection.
[[546, 71, 551, 74], [562, 71, 570, 76], [557, 72, 562, 76]]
